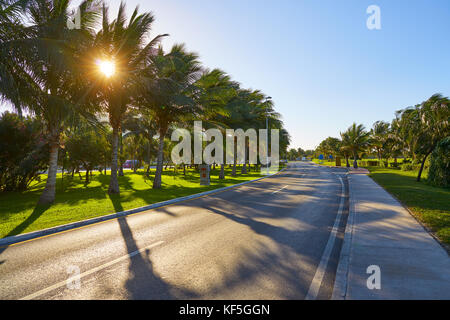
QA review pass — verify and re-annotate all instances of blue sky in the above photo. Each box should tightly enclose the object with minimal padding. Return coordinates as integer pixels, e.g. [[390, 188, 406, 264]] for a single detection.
[[4, 0, 450, 150]]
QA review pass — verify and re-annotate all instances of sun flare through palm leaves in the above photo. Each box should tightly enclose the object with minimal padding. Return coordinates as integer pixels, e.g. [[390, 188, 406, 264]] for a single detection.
[[97, 59, 116, 78]]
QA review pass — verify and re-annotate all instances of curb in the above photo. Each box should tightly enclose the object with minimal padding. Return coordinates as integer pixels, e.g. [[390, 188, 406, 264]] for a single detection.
[[331, 173, 355, 300], [0, 168, 286, 247]]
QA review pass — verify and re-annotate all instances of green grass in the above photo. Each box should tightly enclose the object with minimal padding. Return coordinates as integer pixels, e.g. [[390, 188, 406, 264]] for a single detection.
[[368, 167, 450, 246], [0, 166, 270, 239], [312, 159, 339, 166], [312, 158, 406, 168]]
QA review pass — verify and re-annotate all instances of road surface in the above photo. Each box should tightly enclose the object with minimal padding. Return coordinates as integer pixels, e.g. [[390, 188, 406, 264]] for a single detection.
[[0, 162, 349, 300]]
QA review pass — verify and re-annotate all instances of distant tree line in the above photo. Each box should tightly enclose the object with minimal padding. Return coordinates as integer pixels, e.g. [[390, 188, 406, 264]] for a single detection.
[[311, 94, 449, 187]]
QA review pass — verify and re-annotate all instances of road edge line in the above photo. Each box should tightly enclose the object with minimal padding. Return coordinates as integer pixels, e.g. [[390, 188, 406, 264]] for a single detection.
[[331, 173, 354, 300], [0, 168, 287, 247], [305, 175, 346, 300]]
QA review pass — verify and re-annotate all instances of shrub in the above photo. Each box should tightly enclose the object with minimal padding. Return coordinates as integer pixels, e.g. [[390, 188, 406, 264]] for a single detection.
[[65, 128, 109, 184], [401, 163, 414, 171], [0, 112, 49, 191], [428, 137, 450, 188]]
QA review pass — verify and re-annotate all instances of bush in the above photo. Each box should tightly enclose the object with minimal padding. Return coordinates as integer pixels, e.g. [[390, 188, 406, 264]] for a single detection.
[[427, 137, 450, 188], [401, 163, 414, 171], [0, 112, 49, 191], [65, 128, 110, 183]]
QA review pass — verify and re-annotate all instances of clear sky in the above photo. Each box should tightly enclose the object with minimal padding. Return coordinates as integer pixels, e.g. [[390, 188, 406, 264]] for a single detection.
[[3, 0, 450, 150]]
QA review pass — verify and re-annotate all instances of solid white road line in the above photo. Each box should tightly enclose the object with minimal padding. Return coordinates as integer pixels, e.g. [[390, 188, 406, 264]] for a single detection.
[[305, 176, 345, 300], [272, 185, 288, 194], [20, 240, 164, 300]]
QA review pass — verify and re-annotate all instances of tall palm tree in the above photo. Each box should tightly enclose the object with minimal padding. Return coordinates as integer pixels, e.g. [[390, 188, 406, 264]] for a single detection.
[[393, 94, 449, 181], [339, 131, 352, 167], [220, 89, 280, 175], [415, 94, 450, 181], [1, 0, 101, 204], [371, 120, 390, 163], [0, 0, 34, 118], [93, 2, 167, 194], [138, 44, 202, 189], [121, 110, 158, 175], [340, 123, 370, 169], [194, 68, 237, 179]]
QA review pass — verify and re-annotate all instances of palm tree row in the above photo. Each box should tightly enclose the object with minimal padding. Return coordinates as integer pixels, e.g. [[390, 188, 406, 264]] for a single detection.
[[311, 94, 449, 182], [0, 0, 290, 202]]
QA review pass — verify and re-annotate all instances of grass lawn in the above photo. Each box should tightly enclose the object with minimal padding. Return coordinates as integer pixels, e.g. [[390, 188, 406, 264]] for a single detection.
[[312, 159, 339, 166], [0, 165, 273, 239], [368, 167, 450, 246]]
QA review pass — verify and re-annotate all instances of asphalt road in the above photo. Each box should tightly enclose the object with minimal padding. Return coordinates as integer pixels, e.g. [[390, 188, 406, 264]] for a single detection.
[[0, 162, 349, 300]]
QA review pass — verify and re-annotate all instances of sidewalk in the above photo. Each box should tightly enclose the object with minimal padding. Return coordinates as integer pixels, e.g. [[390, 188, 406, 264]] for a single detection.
[[333, 174, 450, 300]]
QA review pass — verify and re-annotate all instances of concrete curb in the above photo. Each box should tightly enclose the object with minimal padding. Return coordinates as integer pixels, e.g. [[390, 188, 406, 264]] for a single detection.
[[331, 173, 354, 300], [0, 168, 286, 247]]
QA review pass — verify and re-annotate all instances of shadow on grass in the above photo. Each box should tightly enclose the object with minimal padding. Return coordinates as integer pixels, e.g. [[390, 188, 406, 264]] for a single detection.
[[108, 193, 124, 213], [5, 204, 51, 238], [369, 172, 450, 212], [0, 203, 51, 257]]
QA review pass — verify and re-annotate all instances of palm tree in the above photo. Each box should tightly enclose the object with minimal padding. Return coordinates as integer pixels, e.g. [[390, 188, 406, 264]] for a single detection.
[[415, 94, 450, 181], [392, 107, 422, 161], [1, 0, 101, 204], [393, 94, 449, 181], [194, 68, 237, 179], [93, 2, 167, 194], [219, 89, 280, 175], [0, 0, 34, 118], [340, 123, 370, 169], [138, 44, 202, 189], [121, 110, 158, 175], [371, 121, 390, 164], [339, 132, 352, 167]]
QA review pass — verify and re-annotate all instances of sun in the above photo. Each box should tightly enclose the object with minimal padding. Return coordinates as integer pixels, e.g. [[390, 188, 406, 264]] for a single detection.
[[97, 60, 116, 78]]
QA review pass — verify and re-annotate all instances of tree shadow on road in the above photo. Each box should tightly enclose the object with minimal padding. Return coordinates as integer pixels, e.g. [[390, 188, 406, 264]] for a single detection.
[[205, 243, 314, 299], [117, 216, 198, 299]]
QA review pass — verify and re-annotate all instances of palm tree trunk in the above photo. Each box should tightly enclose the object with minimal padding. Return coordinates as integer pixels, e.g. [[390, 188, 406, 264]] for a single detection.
[[353, 151, 359, 169], [61, 150, 65, 191], [417, 151, 432, 182], [38, 142, 59, 205], [241, 143, 248, 174], [108, 127, 120, 194], [153, 133, 165, 189], [118, 131, 124, 177], [219, 164, 225, 180], [146, 142, 151, 175], [232, 140, 237, 177]]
